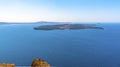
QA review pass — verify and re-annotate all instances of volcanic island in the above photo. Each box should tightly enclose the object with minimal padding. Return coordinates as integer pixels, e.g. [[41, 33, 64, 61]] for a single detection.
[[34, 24, 104, 30]]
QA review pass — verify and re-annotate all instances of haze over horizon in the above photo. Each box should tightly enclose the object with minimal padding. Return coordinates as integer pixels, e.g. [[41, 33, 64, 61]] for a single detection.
[[0, 0, 120, 23]]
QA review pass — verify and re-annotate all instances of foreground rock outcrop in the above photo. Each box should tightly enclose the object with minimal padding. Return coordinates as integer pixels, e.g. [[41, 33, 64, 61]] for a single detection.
[[0, 58, 50, 67], [34, 24, 104, 30], [0, 64, 15, 67], [31, 58, 51, 67]]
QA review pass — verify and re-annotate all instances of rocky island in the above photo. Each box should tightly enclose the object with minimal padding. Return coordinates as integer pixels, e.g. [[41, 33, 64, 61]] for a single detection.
[[34, 24, 104, 30]]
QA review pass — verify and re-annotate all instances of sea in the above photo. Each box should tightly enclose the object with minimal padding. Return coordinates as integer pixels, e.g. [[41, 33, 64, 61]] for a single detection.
[[0, 23, 120, 67]]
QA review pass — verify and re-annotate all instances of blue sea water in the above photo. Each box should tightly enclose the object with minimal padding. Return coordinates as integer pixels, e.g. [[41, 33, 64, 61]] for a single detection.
[[0, 23, 120, 67]]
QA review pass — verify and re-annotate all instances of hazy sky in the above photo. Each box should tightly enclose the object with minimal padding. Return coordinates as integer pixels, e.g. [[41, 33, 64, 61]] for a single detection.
[[0, 0, 120, 22]]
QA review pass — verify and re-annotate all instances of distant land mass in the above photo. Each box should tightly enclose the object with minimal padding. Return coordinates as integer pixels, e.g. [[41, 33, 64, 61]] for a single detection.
[[0, 22, 36, 24], [0, 21, 54, 25], [0, 21, 102, 24], [0, 22, 104, 30], [0, 22, 9, 24], [34, 24, 104, 30]]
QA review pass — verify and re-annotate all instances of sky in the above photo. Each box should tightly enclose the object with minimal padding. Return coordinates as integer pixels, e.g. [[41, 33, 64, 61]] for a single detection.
[[0, 0, 120, 23]]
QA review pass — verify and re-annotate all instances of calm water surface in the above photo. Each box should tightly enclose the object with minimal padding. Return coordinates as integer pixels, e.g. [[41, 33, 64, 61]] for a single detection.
[[0, 23, 120, 67]]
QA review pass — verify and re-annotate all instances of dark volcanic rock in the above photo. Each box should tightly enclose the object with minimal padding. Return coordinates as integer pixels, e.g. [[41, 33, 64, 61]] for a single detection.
[[34, 24, 104, 30]]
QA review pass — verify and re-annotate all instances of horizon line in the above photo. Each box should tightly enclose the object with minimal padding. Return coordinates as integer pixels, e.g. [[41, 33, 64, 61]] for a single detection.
[[0, 21, 120, 23]]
